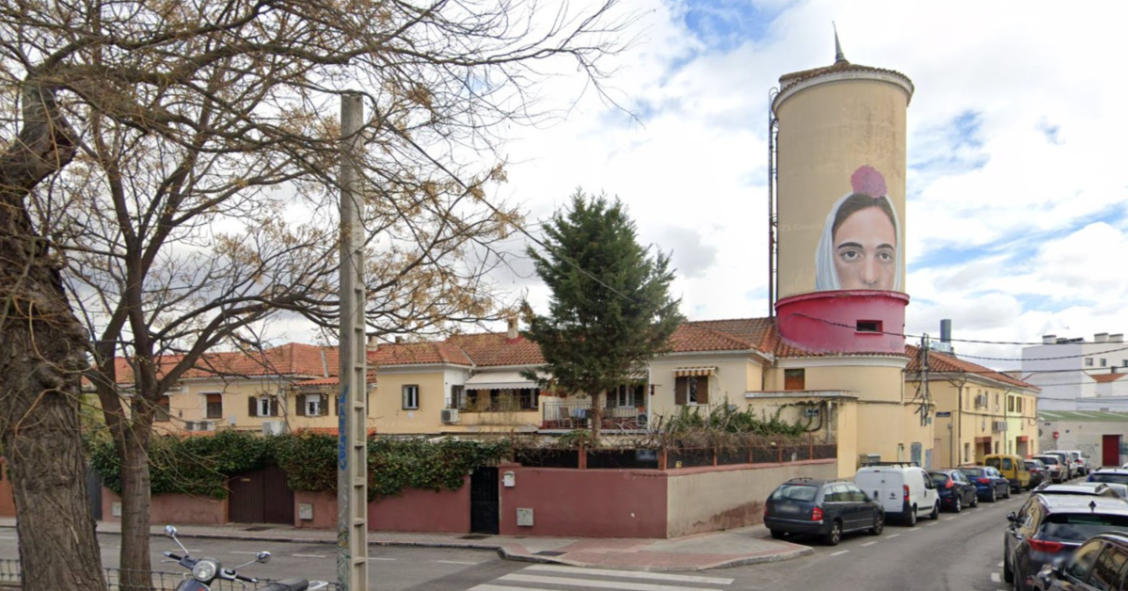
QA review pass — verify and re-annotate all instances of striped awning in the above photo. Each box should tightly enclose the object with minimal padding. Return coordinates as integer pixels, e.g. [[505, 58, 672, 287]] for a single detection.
[[674, 366, 717, 377]]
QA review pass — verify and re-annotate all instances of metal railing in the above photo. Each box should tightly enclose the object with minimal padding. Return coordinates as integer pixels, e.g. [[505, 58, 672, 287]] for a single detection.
[[0, 559, 341, 591], [540, 399, 646, 430]]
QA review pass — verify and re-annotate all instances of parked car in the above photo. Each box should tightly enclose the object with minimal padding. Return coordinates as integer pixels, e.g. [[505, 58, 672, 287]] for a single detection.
[[1088, 468, 1128, 486], [1034, 455, 1067, 484], [1005, 495, 1128, 591], [929, 470, 978, 512], [855, 463, 940, 526], [986, 453, 1033, 492], [1045, 451, 1077, 480], [1026, 459, 1048, 488], [1030, 482, 1119, 498], [763, 478, 884, 546], [1057, 450, 1090, 476], [959, 465, 1012, 502], [1030, 532, 1128, 590]]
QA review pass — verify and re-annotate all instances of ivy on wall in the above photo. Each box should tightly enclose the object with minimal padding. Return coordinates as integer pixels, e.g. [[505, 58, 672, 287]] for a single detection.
[[87, 431, 511, 501]]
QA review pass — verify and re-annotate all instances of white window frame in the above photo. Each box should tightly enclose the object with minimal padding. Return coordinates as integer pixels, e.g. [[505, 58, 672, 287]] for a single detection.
[[256, 397, 271, 417], [304, 394, 321, 416], [403, 385, 419, 410]]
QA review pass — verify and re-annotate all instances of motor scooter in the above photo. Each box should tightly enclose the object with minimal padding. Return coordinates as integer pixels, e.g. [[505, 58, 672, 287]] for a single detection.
[[162, 525, 329, 591]]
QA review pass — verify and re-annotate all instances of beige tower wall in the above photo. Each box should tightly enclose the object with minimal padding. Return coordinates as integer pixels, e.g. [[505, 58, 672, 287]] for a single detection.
[[775, 78, 909, 299]]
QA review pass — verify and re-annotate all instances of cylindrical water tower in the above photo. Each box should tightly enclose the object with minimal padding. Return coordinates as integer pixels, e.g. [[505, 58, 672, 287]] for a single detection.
[[771, 49, 914, 354]]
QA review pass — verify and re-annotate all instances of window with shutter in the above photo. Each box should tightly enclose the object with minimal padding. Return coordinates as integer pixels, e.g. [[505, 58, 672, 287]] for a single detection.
[[675, 377, 688, 405], [205, 393, 223, 419], [784, 369, 805, 391]]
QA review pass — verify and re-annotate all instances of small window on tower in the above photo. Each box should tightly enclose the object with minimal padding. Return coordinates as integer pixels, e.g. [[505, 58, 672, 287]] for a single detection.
[[856, 320, 882, 333]]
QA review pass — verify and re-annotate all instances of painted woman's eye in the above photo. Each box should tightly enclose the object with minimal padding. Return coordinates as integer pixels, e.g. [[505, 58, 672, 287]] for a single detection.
[[838, 249, 861, 262], [877, 250, 894, 263]]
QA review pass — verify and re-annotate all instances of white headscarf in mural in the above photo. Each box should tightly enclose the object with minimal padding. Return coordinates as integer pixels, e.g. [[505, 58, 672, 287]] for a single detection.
[[814, 165, 903, 292]]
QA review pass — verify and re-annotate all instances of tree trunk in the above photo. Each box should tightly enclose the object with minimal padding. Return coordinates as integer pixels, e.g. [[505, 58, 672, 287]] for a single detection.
[[0, 83, 106, 589], [590, 391, 604, 441], [117, 427, 153, 591]]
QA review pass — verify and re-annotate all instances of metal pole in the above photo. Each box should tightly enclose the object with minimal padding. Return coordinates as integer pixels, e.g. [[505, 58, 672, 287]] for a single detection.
[[338, 93, 369, 591]]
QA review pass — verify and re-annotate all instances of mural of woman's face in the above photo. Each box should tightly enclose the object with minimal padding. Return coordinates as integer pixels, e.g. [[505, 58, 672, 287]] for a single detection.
[[833, 206, 896, 290]]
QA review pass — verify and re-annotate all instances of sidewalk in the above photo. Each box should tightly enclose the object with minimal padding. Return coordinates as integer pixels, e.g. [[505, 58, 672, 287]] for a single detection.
[[0, 518, 811, 572]]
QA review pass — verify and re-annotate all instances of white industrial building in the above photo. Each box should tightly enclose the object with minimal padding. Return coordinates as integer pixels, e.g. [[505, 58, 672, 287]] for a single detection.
[[1022, 333, 1128, 411]]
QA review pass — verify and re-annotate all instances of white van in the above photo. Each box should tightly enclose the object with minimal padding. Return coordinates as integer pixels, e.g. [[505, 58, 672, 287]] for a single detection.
[[854, 464, 940, 526], [1057, 450, 1089, 476]]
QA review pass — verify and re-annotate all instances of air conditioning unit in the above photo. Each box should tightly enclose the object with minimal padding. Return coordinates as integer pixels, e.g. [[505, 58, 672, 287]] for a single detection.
[[992, 420, 1008, 432], [261, 420, 286, 436], [441, 409, 460, 425], [185, 420, 215, 432]]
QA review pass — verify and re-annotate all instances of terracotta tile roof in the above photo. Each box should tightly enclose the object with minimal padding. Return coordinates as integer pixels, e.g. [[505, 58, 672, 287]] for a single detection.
[[778, 59, 914, 94], [669, 318, 777, 353], [446, 333, 545, 367], [905, 345, 1038, 391], [1093, 373, 1128, 384], [112, 343, 332, 384], [368, 341, 473, 367]]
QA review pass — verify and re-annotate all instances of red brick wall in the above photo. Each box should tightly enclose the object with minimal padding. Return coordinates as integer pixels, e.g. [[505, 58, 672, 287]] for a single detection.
[[498, 464, 668, 538], [0, 460, 13, 517], [295, 478, 471, 533], [101, 488, 228, 525]]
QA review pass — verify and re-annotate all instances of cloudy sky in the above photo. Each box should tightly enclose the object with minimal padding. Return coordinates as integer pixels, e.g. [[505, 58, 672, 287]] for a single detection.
[[480, 0, 1128, 371]]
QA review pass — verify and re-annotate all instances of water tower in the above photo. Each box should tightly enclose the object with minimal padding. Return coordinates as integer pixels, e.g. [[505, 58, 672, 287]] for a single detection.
[[768, 38, 914, 354]]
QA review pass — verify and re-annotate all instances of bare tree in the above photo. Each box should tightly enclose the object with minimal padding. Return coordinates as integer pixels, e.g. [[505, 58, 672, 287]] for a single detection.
[[1, 0, 626, 587]]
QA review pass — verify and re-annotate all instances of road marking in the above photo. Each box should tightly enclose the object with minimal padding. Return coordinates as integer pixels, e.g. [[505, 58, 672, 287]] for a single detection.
[[526, 565, 734, 585], [368, 557, 396, 561], [436, 560, 480, 565], [925, 522, 937, 526], [495, 573, 731, 591], [888, 534, 900, 539], [830, 550, 849, 557], [905, 528, 921, 533], [991, 573, 1001, 583], [860, 541, 878, 547], [292, 553, 327, 558], [944, 517, 955, 521]]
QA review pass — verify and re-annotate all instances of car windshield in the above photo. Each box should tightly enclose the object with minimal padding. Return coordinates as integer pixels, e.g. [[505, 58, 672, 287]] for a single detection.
[[771, 484, 818, 502], [985, 458, 1001, 469], [1041, 514, 1128, 542], [1039, 457, 1060, 465], [1091, 473, 1128, 485], [961, 468, 985, 477]]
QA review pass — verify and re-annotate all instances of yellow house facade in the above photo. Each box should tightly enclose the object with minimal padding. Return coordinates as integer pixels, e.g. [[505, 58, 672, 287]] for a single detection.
[[905, 345, 1039, 468]]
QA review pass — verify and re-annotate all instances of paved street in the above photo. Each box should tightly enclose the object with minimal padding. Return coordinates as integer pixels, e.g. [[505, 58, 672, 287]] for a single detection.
[[0, 492, 1030, 590]]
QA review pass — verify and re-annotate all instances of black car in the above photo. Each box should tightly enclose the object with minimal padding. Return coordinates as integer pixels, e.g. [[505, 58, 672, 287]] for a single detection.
[[1027, 459, 1048, 488], [763, 478, 884, 546], [929, 470, 978, 512], [1004, 494, 1128, 591], [1031, 532, 1128, 590]]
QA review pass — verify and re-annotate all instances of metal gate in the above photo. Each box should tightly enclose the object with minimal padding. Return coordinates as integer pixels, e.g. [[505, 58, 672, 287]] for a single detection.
[[469, 466, 499, 535], [228, 466, 294, 524]]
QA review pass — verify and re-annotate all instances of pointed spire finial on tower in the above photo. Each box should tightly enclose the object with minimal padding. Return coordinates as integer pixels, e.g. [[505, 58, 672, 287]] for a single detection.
[[833, 22, 847, 63]]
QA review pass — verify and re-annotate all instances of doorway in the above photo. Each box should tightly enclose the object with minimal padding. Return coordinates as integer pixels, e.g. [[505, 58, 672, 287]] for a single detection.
[[1103, 435, 1121, 467], [469, 466, 499, 535]]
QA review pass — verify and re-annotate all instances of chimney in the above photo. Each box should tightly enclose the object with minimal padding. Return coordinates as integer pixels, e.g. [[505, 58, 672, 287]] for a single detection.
[[394, 336, 403, 344], [1042, 335, 1056, 345], [1096, 333, 1109, 343], [940, 319, 952, 344], [507, 312, 519, 340], [366, 335, 379, 351], [1111, 334, 1124, 344]]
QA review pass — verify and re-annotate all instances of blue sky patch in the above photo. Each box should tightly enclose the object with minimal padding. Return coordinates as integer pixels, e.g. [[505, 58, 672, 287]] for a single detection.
[[680, 0, 781, 52]]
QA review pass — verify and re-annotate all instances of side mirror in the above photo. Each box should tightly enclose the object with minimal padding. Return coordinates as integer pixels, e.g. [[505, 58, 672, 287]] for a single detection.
[[1006, 512, 1018, 523], [165, 525, 178, 538], [256, 551, 271, 564]]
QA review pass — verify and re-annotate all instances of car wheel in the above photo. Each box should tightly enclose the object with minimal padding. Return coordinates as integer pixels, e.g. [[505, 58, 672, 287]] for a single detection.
[[989, 488, 997, 503], [953, 496, 962, 513], [770, 529, 785, 540], [824, 520, 842, 546], [1004, 485, 1012, 499], [970, 492, 978, 508], [929, 502, 939, 520], [907, 506, 917, 527]]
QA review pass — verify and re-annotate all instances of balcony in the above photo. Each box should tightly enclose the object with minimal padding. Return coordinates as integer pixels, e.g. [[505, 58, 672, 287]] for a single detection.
[[541, 398, 647, 431]]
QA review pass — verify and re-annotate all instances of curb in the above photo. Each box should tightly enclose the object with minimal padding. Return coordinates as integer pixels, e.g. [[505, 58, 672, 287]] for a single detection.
[[497, 543, 814, 572]]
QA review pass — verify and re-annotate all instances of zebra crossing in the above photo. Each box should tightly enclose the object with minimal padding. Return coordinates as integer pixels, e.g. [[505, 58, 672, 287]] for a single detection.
[[468, 564, 734, 591]]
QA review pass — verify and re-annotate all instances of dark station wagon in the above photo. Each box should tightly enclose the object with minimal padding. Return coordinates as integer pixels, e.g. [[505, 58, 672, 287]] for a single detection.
[[764, 477, 884, 546]]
